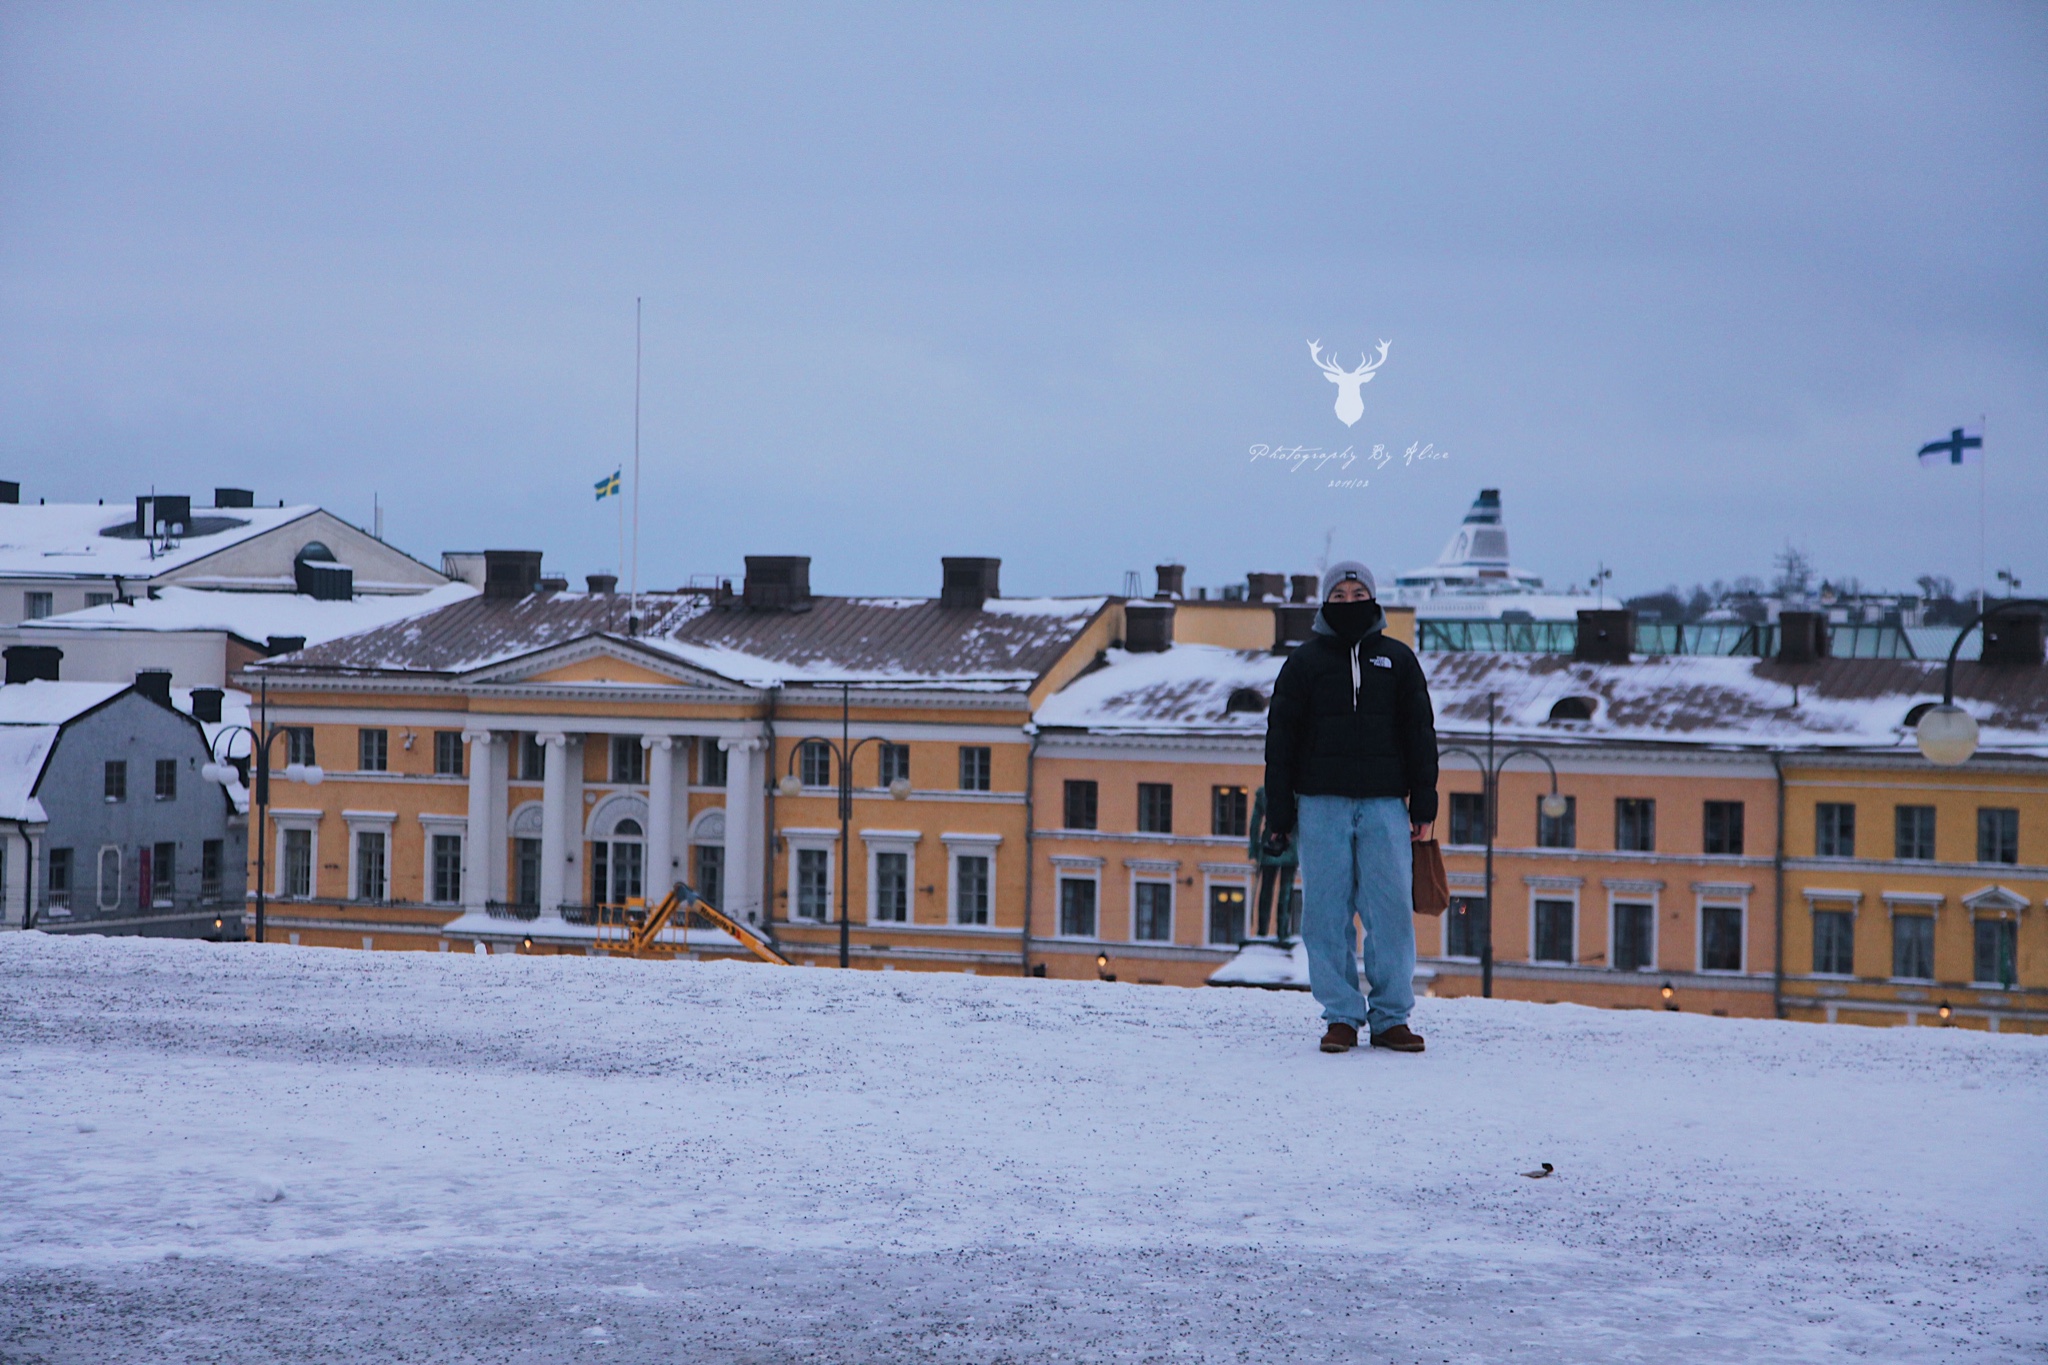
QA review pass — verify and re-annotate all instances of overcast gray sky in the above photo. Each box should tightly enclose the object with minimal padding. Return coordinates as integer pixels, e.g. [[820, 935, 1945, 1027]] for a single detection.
[[2, 4, 2042, 601]]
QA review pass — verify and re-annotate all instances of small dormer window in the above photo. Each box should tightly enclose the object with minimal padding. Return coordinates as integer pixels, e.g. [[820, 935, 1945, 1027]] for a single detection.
[[1548, 696, 1596, 723], [1225, 687, 1267, 714]]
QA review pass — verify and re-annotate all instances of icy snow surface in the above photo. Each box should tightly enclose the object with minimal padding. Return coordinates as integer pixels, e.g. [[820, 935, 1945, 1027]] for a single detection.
[[1, 933, 2042, 1363]]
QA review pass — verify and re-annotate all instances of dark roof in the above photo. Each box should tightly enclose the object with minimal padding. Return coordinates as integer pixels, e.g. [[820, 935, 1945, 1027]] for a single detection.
[[263, 592, 1110, 687]]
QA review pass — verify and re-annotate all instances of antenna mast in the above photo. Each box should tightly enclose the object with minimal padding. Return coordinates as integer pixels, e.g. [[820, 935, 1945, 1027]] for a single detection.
[[631, 297, 643, 633]]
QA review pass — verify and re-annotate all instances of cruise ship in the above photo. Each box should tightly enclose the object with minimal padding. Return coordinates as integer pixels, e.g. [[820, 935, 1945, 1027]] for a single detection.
[[1380, 489, 1598, 620]]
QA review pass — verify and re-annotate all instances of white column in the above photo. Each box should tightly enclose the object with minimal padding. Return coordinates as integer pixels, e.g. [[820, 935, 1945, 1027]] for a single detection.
[[721, 737, 763, 925], [644, 735, 676, 901], [461, 729, 497, 913], [537, 732, 569, 917]]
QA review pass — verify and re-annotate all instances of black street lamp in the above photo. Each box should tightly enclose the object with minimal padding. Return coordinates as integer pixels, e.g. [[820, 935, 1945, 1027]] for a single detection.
[[201, 679, 322, 944], [1916, 598, 2048, 765], [777, 683, 910, 968], [1437, 692, 1567, 999]]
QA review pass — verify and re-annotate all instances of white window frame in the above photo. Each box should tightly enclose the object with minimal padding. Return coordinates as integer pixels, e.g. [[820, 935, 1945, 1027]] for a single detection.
[[1525, 877, 1583, 966], [1201, 876, 1250, 946], [861, 829, 921, 926], [96, 843, 122, 911], [419, 813, 467, 906], [1696, 889, 1753, 975], [944, 832, 1003, 929], [1602, 878, 1663, 973], [1050, 855, 1103, 940], [271, 810, 322, 900], [1881, 890, 1943, 984], [784, 827, 837, 923], [344, 810, 397, 903], [1125, 857, 1179, 944]]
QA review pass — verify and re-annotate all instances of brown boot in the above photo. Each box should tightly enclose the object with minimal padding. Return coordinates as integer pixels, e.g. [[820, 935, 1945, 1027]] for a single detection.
[[1370, 1024, 1425, 1053], [1319, 1022, 1358, 1053]]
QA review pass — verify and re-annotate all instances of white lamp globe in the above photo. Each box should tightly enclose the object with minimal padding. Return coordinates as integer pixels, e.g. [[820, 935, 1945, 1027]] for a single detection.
[[1540, 792, 1569, 819], [1915, 704, 1979, 767], [777, 773, 804, 797], [888, 776, 912, 800]]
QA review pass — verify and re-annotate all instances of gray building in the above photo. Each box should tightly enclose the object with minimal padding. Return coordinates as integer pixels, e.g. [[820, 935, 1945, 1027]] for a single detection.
[[0, 665, 247, 937]]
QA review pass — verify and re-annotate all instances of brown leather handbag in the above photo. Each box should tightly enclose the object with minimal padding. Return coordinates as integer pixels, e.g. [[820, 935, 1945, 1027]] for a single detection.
[[1411, 839, 1449, 916]]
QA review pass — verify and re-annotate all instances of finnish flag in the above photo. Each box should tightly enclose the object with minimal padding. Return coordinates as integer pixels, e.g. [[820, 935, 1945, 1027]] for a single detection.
[[1917, 425, 1983, 466]]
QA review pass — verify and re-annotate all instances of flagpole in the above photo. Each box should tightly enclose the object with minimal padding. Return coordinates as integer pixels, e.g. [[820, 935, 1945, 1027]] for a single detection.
[[1978, 411, 1987, 614], [631, 296, 642, 635]]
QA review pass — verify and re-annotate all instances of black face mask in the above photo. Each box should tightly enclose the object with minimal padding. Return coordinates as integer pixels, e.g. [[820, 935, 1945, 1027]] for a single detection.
[[1320, 599, 1380, 642]]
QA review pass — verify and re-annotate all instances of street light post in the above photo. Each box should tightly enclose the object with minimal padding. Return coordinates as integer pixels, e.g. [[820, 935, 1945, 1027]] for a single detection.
[[1438, 692, 1567, 999], [201, 679, 322, 943], [1916, 598, 2048, 766], [778, 683, 911, 968]]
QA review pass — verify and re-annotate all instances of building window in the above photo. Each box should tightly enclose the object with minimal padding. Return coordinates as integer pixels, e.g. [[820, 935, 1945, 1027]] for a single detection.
[[591, 820, 643, 906], [877, 742, 910, 788], [800, 740, 833, 789], [1815, 803, 1855, 858], [430, 834, 463, 904], [874, 851, 909, 923], [608, 735, 644, 784], [1703, 801, 1745, 855], [1212, 786, 1249, 838], [86, 592, 113, 608], [1446, 895, 1485, 957], [24, 591, 52, 619], [518, 734, 546, 781], [1700, 905, 1743, 972], [1978, 808, 2019, 865], [1812, 910, 1854, 975], [795, 848, 831, 920], [693, 844, 723, 910], [1891, 914, 1934, 980], [1536, 796, 1576, 849], [1207, 885, 1246, 945], [1612, 902, 1654, 971], [1614, 798, 1655, 853], [97, 846, 122, 910], [282, 828, 313, 898], [1059, 878, 1097, 937], [699, 741, 727, 787], [1894, 805, 1936, 861], [1063, 780, 1098, 830], [104, 761, 127, 803], [434, 731, 464, 776], [954, 853, 991, 925], [1137, 783, 1173, 834], [1533, 899, 1574, 963], [1974, 918, 2018, 987], [958, 746, 992, 792], [513, 838, 541, 906], [1134, 881, 1172, 941], [201, 839, 223, 904], [358, 728, 388, 772], [47, 847, 73, 909], [150, 842, 175, 906], [285, 727, 317, 767], [1448, 793, 1487, 847], [155, 758, 178, 801], [354, 831, 388, 902]]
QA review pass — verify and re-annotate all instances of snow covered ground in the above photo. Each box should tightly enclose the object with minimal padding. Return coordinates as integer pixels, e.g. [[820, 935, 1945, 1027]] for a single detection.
[[2, 934, 2042, 1363]]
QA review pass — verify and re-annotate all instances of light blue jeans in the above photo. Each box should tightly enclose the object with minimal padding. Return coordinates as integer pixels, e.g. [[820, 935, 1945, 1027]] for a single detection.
[[1297, 795, 1415, 1034]]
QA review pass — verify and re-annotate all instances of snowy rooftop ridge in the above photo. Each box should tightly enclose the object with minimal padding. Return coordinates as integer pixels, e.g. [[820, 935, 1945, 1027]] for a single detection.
[[0, 502, 324, 579], [22, 582, 479, 648]]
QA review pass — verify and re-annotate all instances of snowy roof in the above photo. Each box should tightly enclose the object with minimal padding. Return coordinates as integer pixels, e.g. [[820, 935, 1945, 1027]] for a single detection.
[[22, 582, 479, 648], [0, 680, 253, 819], [0, 503, 325, 580], [1035, 642, 2048, 756], [262, 592, 1111, 688]]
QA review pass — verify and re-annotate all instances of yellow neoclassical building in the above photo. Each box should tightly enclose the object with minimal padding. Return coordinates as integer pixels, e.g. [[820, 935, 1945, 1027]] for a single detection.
[[241, 553, 2047, 1031]]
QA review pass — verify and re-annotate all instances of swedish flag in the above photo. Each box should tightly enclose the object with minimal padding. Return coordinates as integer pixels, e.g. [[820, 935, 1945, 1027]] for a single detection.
[[594, 469, 621, 500]]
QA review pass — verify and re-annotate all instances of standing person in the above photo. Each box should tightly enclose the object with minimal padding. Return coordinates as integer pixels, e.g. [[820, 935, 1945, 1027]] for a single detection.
[[1261, 562, 1438, 1053]]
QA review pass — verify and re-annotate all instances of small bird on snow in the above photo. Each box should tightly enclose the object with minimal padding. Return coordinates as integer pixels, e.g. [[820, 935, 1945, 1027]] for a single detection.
[[1521, 1163, 1554, 1179]]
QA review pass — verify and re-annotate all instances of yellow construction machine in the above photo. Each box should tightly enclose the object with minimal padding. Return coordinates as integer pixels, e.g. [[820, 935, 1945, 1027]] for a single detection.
[[596, 881, 791, 964]]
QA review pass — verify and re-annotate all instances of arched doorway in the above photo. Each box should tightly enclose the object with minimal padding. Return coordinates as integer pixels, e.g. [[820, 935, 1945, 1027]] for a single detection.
[[588, 795, 649, 907]]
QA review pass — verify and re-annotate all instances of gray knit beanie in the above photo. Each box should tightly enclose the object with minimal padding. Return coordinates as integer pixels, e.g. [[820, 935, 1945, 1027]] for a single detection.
[[1320, 560, 1376, 599]]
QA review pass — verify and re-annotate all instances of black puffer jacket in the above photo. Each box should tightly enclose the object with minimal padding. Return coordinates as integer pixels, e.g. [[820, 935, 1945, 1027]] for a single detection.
[[1262, 611, 1439, 835]]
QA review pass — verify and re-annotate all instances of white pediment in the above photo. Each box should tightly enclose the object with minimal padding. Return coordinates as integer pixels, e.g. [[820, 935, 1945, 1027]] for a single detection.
[[1961, 885, 2029, 915]]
